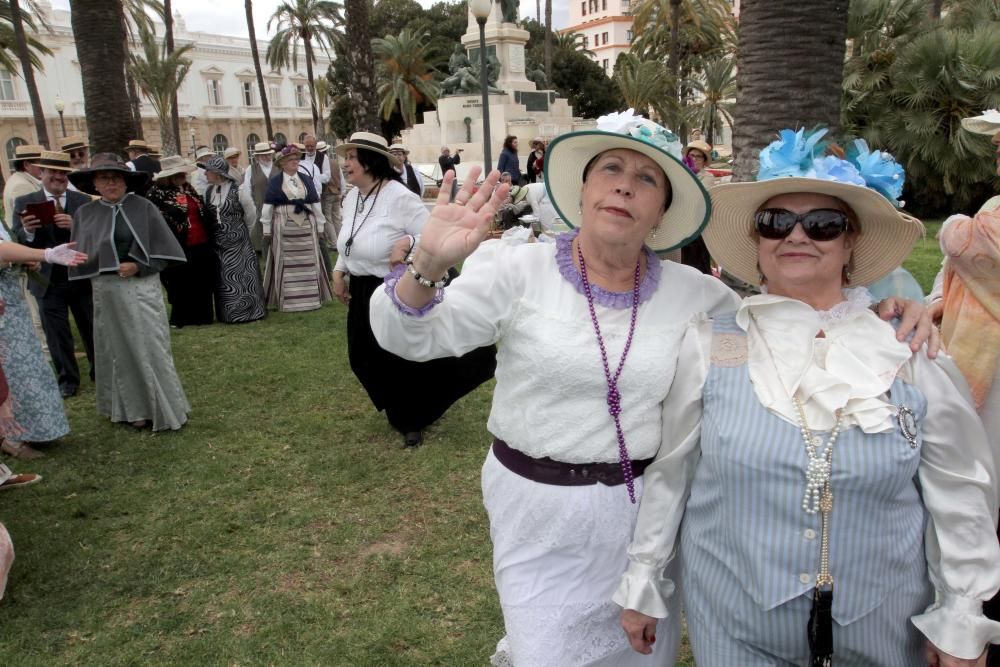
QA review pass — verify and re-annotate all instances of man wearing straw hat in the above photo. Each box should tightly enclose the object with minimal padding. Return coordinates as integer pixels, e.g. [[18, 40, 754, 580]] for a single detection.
[[124, 139, 160, 176], [241, 141, 276, 255], [3, 144, 44, 232], [224, 147, 244, 183], [192, 146, 213, 197], [11, 152, 95, 398], [390, 143, 424, 198], [59, 136, 89, 170]]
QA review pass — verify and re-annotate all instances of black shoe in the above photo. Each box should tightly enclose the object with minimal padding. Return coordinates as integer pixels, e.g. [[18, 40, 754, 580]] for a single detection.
[[60, 384, 78, 398], [403, 431, 423, 448]]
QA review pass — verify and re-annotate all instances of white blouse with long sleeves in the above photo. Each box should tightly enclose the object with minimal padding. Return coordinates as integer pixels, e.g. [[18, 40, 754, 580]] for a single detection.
[[334, 179, 427, 278], [615, 291, 1000, 660], [259, 171, 326, 237], [369, 236, 740, 463]]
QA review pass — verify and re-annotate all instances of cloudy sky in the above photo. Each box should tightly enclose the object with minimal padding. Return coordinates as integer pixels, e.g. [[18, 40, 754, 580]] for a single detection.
[[50, 0, 569, 38]]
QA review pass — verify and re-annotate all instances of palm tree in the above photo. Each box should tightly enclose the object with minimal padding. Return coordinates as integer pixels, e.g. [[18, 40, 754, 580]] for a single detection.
[[554, 31, 594, 56], [8, 0, 49, 147], [245, 0, 273, 140], [120, 0, 163, 139], [730, 0, 850, 182], [684, 56, 735, 145], [266, 0, 342, 135], [372, 28, 439, 128], [164, 0, 181, 154], [613, 53, 669, 118], [544, 0, 552, 87], [128, 22, 193, 155], [343, 0, 379, 132], [69, 0, 133, 154], [0, 2, 51, 75]]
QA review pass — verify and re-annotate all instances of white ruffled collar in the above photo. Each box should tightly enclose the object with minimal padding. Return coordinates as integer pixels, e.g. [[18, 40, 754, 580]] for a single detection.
[[736, 288, 912, 433]]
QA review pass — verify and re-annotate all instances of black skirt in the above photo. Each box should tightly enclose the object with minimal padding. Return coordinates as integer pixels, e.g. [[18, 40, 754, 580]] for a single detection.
[[160, 242, 217, 327], [347, 274, 497, 434]]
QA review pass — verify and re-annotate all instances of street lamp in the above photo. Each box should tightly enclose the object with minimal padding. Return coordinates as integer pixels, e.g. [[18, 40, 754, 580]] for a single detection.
[[54, 95, 66, 137], [188, 124, 196, 157], [469, 0, 493, 172]]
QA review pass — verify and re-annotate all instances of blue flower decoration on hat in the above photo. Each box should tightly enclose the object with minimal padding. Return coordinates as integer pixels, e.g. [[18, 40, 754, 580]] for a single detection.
[[595, 109, 683, 159], [756, 128, 906, 207]]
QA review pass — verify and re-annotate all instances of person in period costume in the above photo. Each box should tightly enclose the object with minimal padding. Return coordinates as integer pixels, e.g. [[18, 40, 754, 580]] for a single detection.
[[124, 139, 161, 177], [619, 128, 1000, 666], [201, 155, 266, 323], [390, 143, 424, 198], [3, 145, 43, 230], [370, 110, 938, 665], [148, 145, 162, 160], [334, 132, 496, 449], [191, 146, 213, 197], [59, 136, 89, 170], [68, 154, 190, 431], [242, 141, 275, 255], [525, 137, 545, 184], [147, 156, 218, 328], [496, 135, 522, 185], [315, 140, 345, 244], [223, 147, 244, 183], [0, 232, 85, 460], [11, 151, 96, 398], [438, 146, 462, 202], [261, 145, 332, 312]]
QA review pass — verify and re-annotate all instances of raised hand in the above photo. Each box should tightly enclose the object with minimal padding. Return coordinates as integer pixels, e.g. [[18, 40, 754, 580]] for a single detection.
[[43, 242, 87, 267], [411, 168, 510, 279]]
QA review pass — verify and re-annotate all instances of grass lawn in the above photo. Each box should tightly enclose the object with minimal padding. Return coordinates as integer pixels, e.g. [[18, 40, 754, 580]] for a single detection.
[[0, 236, 944, 666]]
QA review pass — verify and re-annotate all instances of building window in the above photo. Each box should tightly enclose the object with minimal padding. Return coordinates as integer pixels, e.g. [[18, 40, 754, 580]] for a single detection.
[[5, 137, 26, 162], [294, 84, 308, 108], [269, 83, 281, 106], [206, 79, 223, 105], [0, 71, 14, 101], [246, 133, 260, 155], [603, 32, 609, 44], [581, 1, 585, 13], [212, 133, 228, 154], [274, 132, 287, 146], [297, 132, 307, 143], [602, 0, 607, 9], [626, 29, 634, 41], [241, 81, 254, 106]]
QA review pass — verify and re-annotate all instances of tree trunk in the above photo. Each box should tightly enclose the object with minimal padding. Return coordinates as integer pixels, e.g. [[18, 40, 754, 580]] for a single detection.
[[10, 0, 49, 147], [164, 0, 181, 155], [158, 112, 177, 155], [119, 7, 143, 140], [536, 0, 540, 22], [731, 0, 849, 181], [544, 0, 552, 87], [929, 0, 943, 19], [344, 0, 380, 133], [70, 0, 133, 155], [304, 36, 320, 135], [669, 0, 680, 104], [245, 0, 273, 140]]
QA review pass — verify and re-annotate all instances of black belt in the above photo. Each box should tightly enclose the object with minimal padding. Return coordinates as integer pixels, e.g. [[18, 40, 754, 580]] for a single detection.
[[492, 438, 654, 487]]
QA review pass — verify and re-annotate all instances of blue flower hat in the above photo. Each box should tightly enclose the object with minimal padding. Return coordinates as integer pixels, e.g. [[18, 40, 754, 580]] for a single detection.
[[702, 127, 924, 287], [543, 109, 711, 253]]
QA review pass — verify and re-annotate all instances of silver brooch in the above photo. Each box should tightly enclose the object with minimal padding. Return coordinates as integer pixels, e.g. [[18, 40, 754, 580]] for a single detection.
[[897, 405, 918, 448]]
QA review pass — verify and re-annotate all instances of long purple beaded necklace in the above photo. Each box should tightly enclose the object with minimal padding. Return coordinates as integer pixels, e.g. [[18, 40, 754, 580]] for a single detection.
[[576, 237, 642, 503]]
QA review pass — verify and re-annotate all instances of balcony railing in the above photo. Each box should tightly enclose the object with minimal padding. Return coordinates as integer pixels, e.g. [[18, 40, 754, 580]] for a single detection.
[[0, 100, 29, 114]]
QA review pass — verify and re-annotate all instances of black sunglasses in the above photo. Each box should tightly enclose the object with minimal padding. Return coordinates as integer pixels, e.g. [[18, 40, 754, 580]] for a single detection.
[[754, 208, 850, 242]]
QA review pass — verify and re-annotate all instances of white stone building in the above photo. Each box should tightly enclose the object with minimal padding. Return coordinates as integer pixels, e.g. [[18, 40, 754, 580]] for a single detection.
[[0, 0, 331, 180]]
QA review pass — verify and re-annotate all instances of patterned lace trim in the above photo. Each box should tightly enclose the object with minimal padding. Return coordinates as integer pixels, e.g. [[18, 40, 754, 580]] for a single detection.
[[817, 287, 874, 327], [711, 333, 748, 367], [555, 229, 661, 309], [382, 263, 443, 317]]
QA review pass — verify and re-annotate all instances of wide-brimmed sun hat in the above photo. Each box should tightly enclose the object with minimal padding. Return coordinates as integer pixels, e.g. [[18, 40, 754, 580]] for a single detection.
[[69, 152, 151, 195], [704, 128, 924, 288], [37, 151, 74, 172], [335, 132, 402, 167], [543, 109, 709, 253], [199, 155, 237, 182], [274, 145, 302, 165], [253, 141, 275, 156], [59, 136, 89, 152], [11, 144, 43, 163], [684, 140, 712, 159], [194, 146, 214, 161], [961, 109, 1000, 136], [153, 155, 197, 181]]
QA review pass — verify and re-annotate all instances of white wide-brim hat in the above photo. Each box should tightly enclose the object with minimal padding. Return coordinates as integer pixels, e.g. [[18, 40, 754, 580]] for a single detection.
[[961, 109, 1000, 136], [543, 130, 710, 253], [253, 142, 275, 156], [223, 147, 241, 159], [335, 132, 401, 167], [154, 155, 198, 181], [705, 178, 924, 287]]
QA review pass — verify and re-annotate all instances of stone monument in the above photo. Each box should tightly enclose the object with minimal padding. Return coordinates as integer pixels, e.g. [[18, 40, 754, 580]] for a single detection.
[[401, 2, 592, 169]]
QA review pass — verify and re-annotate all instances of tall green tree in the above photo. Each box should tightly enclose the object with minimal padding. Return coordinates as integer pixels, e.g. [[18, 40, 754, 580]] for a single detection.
[[372, 28, 439, 128], [69, 0, 132, 154], [613, 53, 669, 117], [731, 0, 850, 182], [8, 0, 49, 146], [128, 22, 193, 156], [684, 55, 735, 144], [343, 0, 379, 132], [0, 1, 51, 76], [266, 0, 342, 135], [245, 0, 273, 139]]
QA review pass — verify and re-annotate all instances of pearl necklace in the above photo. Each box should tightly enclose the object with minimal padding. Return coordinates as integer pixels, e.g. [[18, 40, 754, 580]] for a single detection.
[[792, 396, 842, 514]]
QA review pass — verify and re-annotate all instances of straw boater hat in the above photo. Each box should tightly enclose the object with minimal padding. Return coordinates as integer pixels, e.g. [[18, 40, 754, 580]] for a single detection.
[[69, 153, 151, 195], [253, 141, 275, 156], [543, 109, 709, 253], [153, 155, 197, 181], [148, 144, 162, 158], [124, 139, 151, 153], [200, 155, 237, 182], [961, 109, 1000, 136], [36, 151, 73, 172], [684, 140, 712, 159], [335, 132, 401, 167], [223, 147, 241, 159], [194, 146, 214, 161], [703, 127, 924, 288], [316, 140, 329, 153], [388, 143, 406, 153], [59, 136, 88, 152], [11, 144, 43, 163]]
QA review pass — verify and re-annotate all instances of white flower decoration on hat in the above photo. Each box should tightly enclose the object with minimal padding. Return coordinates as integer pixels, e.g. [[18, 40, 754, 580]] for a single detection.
[[595, 108, 683, 160]]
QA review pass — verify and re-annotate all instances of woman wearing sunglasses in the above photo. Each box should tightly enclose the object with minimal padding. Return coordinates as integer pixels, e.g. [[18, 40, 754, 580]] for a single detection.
[[618, 129, 1000, 666]]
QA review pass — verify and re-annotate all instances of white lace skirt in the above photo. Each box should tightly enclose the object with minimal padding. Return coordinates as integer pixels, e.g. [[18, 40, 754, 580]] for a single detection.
[[483, 449, 681, 667]]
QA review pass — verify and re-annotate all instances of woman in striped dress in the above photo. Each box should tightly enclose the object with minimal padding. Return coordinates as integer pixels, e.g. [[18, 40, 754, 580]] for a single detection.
[[202, 156, 266, 323], [260, 146, 332, 312], [619, 130, 1000, 665]]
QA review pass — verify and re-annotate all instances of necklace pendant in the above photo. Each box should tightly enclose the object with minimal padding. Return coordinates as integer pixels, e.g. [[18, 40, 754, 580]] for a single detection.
[[897, 405, 918, 449]]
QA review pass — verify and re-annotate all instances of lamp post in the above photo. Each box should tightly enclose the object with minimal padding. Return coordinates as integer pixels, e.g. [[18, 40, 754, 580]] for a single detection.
[[469, 0, 493, 172], [188, 124, 196, 158], [54, 95, 66, 137]]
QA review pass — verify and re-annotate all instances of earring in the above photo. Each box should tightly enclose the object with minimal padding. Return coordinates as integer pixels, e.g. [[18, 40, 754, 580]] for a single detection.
[[756, 260, 766, 285], [842, 260, 853, 284]]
